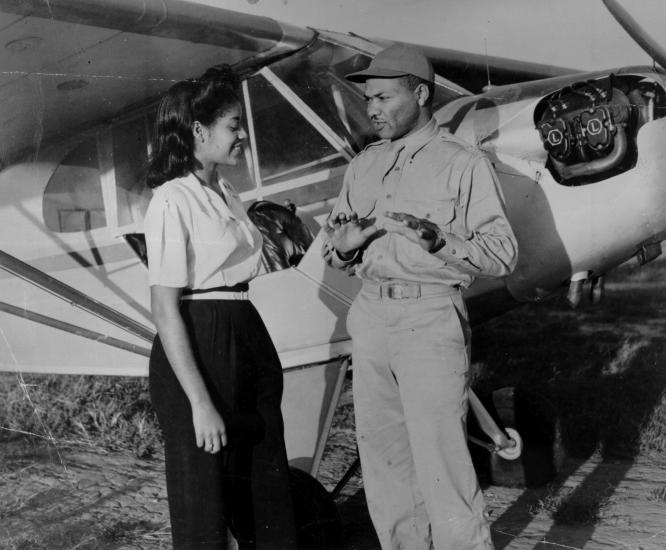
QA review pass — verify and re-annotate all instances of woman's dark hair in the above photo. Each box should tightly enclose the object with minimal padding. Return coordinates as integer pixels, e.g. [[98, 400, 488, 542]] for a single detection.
[[146, 65, 242, 188]]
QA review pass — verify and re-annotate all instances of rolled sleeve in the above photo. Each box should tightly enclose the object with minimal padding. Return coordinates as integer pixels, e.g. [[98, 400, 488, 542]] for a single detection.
[[433, 154, 518, 277], [144, 193, 189, 287]]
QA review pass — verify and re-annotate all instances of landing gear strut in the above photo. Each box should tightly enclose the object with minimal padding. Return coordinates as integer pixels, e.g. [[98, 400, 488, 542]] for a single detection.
[[468, 389, 523, 461]]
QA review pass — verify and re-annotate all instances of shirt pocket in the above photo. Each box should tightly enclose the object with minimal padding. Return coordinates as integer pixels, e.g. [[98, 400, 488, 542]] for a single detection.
[[348, 184, 381, 219]]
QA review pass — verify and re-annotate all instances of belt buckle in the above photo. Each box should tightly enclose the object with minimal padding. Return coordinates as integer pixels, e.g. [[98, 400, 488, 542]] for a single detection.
[[386, 282, 420, 299]]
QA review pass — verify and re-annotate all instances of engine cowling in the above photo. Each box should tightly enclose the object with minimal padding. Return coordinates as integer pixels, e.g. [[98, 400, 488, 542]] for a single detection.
[[536, 76, 634, 184]]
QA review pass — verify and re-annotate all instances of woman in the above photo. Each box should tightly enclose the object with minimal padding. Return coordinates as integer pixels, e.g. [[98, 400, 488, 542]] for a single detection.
[[144, 66, 297, 549]]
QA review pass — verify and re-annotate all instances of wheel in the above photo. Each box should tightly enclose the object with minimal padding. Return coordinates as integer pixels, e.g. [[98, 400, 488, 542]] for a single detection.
[[489, 386, 565, 487], [289, 467, 344, 550], [589, 276, 604, 304], [497, 427, 523, 460]]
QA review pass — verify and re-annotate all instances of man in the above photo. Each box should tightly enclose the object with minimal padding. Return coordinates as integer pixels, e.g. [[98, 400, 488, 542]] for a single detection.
[[324, 44, 518, 550]]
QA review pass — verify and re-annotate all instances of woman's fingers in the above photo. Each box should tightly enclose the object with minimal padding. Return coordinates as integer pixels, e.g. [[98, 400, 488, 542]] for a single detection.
[[197, 428, 227, 454], [205, 437, 220, 454], [202, 433, 224, 454]]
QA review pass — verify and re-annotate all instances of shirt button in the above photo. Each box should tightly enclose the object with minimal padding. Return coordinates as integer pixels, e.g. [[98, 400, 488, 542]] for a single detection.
[[386, 193, 392, 199], [425, 213, 431, 219], [451, 249, 457, 255], [394, 166, 400, 172]]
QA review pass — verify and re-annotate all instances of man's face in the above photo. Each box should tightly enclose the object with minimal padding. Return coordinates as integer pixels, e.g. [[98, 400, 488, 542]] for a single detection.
[[364, 77, 421, 140]]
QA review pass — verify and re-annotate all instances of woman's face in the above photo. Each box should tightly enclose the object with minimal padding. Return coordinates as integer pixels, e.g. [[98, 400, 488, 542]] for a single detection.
[[198, 102, 247, 166]]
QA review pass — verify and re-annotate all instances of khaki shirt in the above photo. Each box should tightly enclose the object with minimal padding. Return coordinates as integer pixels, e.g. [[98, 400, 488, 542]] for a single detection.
[[144, 173, 263, 289], [329, 117, 517, 288]]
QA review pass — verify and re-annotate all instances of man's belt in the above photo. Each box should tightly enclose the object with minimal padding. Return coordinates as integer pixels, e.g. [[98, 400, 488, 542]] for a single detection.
[[362, 280, 459, 300]]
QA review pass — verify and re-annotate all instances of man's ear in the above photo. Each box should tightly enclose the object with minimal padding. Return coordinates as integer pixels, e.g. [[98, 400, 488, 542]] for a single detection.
[[415, 83, 430, 107]]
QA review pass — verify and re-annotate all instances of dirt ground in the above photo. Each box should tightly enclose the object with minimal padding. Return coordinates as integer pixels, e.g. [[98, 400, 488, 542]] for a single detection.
[[2, 425, 666, 549], [2, 260, 666, 549]]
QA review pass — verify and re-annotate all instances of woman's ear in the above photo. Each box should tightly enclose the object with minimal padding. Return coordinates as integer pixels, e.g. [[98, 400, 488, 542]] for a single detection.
[[192, 120, 206, 144]]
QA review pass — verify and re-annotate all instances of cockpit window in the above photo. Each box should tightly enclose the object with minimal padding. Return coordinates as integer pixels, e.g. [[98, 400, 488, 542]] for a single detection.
[[112, 116, 152, 228], [269, 41, 377, 151], [246, 74, 345, 184], [43, 137, 106, 232]]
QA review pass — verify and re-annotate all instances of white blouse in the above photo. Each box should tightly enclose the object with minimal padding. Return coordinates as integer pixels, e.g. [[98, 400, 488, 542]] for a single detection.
[[144, 172, 263, 289]]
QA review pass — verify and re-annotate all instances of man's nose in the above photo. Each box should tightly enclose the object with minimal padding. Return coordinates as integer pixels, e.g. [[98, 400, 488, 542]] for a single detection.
[[239, 127, 248, 140], [366, 99, 379, 118]]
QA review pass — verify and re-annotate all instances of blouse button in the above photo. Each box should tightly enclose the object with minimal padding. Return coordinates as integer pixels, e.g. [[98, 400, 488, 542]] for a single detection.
[[386, 193, 392, 199]]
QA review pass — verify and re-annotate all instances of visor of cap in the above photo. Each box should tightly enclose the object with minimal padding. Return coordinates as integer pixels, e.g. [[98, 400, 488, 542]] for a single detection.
[[345, 67, 412, 83]]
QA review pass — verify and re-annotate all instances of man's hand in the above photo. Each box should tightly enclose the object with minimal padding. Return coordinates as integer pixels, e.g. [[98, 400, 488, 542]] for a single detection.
[[383, 211, 445, 253], [326, 212, 379, 256]]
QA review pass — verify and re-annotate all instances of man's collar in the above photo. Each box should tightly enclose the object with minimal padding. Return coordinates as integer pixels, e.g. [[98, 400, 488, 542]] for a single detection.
[[392, 117, 438, 153]]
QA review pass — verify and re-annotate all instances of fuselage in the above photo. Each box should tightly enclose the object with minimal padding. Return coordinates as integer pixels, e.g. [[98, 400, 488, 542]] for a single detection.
[[2, 30, 666, 377]]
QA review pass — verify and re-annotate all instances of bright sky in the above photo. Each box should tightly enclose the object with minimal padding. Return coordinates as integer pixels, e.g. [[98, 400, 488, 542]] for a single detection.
[[190, 0, 666, 71]]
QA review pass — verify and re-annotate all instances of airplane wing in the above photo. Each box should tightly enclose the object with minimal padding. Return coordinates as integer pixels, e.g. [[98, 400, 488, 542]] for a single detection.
[[0, 0, 577, 168], [415, 43, 574, 92], [349, 35, 575, 93], [0, 0, 314, 166]]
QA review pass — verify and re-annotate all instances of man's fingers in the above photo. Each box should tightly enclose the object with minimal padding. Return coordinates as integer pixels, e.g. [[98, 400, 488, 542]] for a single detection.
[[385, 211, 415, 222], [360, 224, 379, 238], [385, 211, 408, 222], [416, 226, 437, 240], [383, 220, 412, 237], [386, 211, 422, 228]]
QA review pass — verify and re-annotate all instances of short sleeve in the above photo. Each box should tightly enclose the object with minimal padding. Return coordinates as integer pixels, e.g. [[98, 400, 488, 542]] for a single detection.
[[144, 191, 189, 287]]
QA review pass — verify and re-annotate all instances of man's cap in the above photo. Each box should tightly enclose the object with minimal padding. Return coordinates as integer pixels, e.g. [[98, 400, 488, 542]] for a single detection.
[[346, 44, 434, 83]]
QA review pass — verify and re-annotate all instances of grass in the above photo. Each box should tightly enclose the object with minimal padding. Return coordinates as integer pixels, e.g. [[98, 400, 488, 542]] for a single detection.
[[529, 485, 611, 526], [0, 373, 162, 459], [648, 485, 666, 503], [0, 536, 47, 550], [470, 256, 666, 460], [0, 520, 170, 550], [2, 260, 666, 465]]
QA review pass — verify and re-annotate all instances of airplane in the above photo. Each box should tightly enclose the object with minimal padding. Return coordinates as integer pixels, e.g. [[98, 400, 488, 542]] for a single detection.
[[0, 0, 665, 542]]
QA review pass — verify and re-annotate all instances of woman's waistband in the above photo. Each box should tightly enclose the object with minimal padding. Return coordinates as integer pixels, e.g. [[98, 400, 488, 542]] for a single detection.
[[181, 284, 249, 301]]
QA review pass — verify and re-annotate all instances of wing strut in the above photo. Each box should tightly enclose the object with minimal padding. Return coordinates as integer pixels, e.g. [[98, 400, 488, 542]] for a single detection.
[[0, 301, 151, 357], [602, 0, 666, 69], [0, 250, 155, 343]]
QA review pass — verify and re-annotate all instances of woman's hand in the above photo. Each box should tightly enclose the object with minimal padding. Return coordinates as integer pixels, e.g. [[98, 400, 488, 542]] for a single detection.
[[192, 401, 227, 454], [151, 285, 228, 455]]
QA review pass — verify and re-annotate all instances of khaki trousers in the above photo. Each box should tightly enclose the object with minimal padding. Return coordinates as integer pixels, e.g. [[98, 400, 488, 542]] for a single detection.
[[347, 284, 493, 550]]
